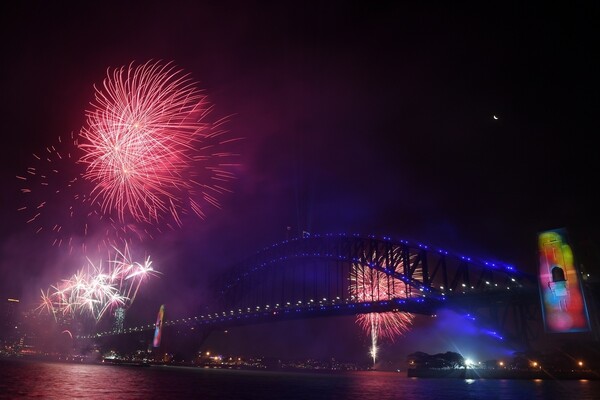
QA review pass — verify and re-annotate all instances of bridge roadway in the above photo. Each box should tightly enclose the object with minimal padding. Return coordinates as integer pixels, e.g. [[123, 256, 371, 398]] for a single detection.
[[84, 286, 539, 337]]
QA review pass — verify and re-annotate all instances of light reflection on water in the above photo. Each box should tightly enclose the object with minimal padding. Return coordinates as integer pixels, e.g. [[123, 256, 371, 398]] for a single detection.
[[1, 359, 599, 400]]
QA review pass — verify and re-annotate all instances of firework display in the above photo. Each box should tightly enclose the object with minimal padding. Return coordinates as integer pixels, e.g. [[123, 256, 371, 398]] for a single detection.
[[350, 263, 413, 365], [36, 245, 159, 323], [18, 60, 240, 333]]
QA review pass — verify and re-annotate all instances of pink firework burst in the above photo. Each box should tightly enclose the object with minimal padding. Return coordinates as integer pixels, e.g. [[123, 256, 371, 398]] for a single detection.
[[350, 263, 413, 365], [79, 60, 240, 226]]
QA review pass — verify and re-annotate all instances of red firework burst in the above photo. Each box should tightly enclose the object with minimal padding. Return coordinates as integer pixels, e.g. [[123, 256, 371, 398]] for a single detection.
[[17, 60, 240, 250], [79, 60, 240, 226]]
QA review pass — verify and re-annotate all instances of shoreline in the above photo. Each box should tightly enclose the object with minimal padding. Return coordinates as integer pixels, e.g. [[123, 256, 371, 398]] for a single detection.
[[4, 356, 599, 380], [407, 367, 600, 380]]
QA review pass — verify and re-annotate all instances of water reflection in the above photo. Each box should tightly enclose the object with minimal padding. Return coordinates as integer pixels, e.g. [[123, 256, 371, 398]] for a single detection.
[[2, 359, 600, 400]]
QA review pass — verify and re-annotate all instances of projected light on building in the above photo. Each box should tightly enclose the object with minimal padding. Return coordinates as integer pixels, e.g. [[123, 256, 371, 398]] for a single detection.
[[538, 228, 591, 333], [153, 304, 165, 348]]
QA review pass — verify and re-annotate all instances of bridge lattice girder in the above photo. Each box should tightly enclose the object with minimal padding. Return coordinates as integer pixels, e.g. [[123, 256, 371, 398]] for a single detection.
[[213, 234, 535, 312], [208, 234, 541, 349]]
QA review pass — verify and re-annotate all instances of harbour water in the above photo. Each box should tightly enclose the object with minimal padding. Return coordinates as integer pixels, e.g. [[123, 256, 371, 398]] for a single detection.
[[1, 358, 600, 400]]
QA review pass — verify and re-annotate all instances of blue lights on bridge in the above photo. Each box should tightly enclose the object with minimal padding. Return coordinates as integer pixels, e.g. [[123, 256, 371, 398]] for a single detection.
[[261, 233, 522, 275], [80, 233, 533, 341]]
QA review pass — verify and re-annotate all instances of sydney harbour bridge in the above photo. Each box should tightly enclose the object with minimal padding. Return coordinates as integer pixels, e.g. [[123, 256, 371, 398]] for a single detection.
[[81, 233, 545, 354]]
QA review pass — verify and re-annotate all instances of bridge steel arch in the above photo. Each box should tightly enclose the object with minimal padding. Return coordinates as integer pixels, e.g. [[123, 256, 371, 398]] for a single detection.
[[211, 233, 541, 348]]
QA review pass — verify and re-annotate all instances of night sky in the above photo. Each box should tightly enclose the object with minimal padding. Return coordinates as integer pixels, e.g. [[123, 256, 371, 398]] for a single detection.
[[1, 2, 598, 363]]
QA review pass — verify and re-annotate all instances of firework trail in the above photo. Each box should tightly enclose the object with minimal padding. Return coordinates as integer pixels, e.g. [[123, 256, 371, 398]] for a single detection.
[[350, 263, 414, 365], [17, 60, 241, 250], [16, 133, 87, 249], [36, 244, 159, 323], [79, 60, 240, 227], [16, 133, 142, 253]]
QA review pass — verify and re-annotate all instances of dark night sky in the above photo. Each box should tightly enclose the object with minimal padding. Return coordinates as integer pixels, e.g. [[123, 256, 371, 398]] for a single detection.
[[0, 1, 598, 362]]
